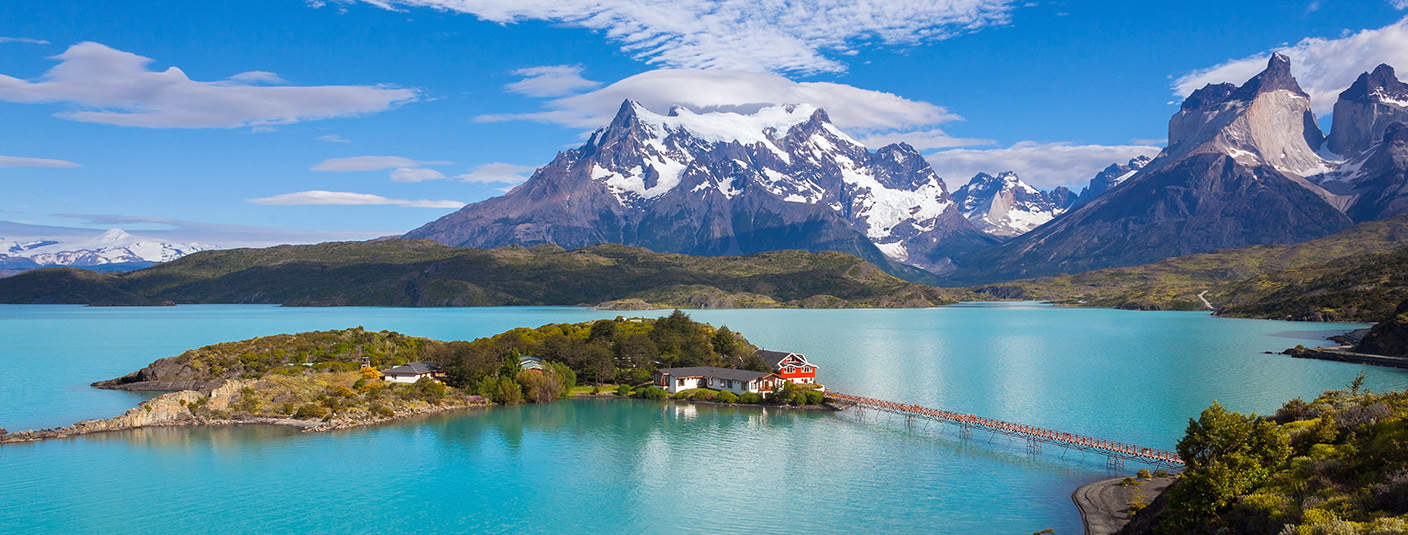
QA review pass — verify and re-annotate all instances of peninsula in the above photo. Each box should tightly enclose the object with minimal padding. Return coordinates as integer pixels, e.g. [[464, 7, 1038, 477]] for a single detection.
[[0, 312, 826, 444]]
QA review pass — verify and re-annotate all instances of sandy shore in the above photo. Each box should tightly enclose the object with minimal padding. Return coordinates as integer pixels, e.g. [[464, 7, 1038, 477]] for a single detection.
[[1072, 476, 1175, 535]]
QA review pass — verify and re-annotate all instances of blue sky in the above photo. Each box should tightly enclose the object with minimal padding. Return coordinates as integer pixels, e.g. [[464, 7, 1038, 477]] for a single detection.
[[3, 0, 1408, 245]]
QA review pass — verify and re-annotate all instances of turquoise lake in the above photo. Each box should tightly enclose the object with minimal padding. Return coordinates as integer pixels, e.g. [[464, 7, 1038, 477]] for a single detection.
[[2, 304, 1406, 533]]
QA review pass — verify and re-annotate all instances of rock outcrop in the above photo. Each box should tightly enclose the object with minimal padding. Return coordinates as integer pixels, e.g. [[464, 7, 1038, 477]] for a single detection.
[[1327, 64, 1408, 157], [1358, 299, 1408, 357]]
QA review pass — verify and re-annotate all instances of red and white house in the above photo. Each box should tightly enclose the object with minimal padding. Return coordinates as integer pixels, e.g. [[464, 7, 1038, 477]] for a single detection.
[[756, 350, 820, 387]]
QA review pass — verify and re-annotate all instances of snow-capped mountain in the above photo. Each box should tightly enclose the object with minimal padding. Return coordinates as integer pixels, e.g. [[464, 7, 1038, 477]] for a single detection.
[[950, 171, 1075, 237], [952, 54, 1360, 282], [407, 100, 992, 273], [0, 228, 210, 271], [1072, 155, 1150, 207]]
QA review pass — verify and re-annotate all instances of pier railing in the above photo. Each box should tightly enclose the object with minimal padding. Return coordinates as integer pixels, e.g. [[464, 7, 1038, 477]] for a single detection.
[[824, 392, 1184, 469]]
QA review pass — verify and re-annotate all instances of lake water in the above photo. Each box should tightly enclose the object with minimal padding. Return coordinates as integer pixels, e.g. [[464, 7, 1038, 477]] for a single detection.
[[1, 304, 1404, 533]]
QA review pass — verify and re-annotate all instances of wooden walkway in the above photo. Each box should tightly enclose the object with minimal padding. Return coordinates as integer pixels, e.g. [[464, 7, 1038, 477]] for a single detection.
[[824, 392, 1184, 469]]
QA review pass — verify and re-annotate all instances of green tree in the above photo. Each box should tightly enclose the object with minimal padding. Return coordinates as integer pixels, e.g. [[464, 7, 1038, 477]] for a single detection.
[[1158, 402, 1291, 533]]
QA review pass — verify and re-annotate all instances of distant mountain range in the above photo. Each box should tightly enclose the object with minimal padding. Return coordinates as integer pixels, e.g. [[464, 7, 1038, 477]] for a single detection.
[[405, 54, 1408, 283], [950, 172, 1075, 237], [0, 227, 209, 276], [405, 101, 995, 275], [946, 54, 1408, 283]]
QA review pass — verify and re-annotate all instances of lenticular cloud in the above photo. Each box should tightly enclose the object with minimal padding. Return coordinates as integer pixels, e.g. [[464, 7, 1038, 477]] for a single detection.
[[0, 42, 419, 128]]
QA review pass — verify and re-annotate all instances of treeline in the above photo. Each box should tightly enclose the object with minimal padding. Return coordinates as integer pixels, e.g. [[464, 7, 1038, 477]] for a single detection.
[[425, 310, 762, 402], [1130, 377, 1408, 534]]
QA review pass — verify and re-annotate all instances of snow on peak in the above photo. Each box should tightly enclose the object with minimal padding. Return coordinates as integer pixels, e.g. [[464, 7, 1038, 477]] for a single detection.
[[1, 227, 211, 267], [628, 101, 821, 146]]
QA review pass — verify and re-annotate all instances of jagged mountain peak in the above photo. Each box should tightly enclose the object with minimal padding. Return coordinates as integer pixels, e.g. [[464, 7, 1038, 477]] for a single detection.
[[1328, 63, 1408, 157], [1168, 53, 1327, 177], [406, 98, 989, 275], [951, 171, 1074, 238], [1342, 64, 1408, 104], [1235, 52, 1307, 99]]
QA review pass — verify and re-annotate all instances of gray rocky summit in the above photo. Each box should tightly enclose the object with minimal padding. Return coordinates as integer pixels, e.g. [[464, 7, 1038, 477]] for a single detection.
[[406, 100, 992, 273]]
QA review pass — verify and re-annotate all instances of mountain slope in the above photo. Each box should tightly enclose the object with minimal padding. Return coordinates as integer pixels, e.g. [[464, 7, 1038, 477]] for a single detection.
[[973, 215, 1408, 320], [0, 239, 958, 308], [950, 171, 1075, 237], [947, 54, 1353, 283], [405, 101, 993, 275]]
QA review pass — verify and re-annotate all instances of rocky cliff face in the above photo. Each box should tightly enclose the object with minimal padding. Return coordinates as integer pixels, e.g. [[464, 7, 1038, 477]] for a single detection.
[[1073, 155, 1151, 207], [1166, 53, 1329, 177], [405, 101, 992, 274], [947, 55, 1354, 283], [1327, 64, 1408, 157], [1315, 123, 1408, 222], [1357, 299, 1408, 357], [951, 171, 1076, 237]]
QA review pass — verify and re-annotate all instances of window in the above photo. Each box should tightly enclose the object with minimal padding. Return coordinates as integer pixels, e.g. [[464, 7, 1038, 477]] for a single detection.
[[677, 378, 684, 387]]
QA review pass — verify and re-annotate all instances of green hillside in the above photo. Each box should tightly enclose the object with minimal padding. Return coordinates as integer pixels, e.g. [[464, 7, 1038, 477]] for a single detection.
[[0, 239, 957, 308], [972, 216, 1408, 321]]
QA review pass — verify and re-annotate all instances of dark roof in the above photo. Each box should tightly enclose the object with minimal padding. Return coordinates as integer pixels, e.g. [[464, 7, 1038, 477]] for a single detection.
[[754, 349, 804, 369], [385, 362, 436, 375], [657, 366, 771, 382]]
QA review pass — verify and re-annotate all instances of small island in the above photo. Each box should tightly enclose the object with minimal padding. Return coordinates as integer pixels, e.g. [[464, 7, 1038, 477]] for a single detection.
[[0, 311, 828, 444]]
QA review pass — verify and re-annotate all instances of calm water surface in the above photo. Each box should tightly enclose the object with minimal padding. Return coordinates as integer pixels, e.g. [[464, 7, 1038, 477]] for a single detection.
[[1, 304, 1405, 534]]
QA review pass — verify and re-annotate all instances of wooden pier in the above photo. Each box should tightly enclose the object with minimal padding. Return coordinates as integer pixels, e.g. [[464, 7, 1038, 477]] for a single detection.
[[824, 392, 1184, 469]]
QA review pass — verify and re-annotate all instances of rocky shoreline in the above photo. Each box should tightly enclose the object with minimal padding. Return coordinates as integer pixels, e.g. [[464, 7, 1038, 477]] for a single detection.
[[1, 379, 489, 445], [1072, 476, 1176, 535]]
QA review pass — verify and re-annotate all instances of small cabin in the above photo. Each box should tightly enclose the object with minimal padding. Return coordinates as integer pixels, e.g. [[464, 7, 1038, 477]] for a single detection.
[[383, 362, 439, 384], [756, 350, 819, 386], [654, 367, 784, 395]]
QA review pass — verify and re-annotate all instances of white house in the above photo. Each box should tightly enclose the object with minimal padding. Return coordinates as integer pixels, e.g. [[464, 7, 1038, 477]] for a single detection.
[[382, 362, 438, 384], [654, 367, 784, 395]]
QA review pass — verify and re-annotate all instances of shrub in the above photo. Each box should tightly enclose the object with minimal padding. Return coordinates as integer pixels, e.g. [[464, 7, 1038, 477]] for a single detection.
[[717, 391, 739, 404], [738, 392, 763, 404], [413, 376, 447, 402], [1153, 468, 1170, 478], [804, 391, 824, 405], [634, 386, 667, 400], [1137, 468, 1152, 479], [293, 404, 329, 419], [1121, 477, 1138, 487], [372, 405, 395, 418], [616, 384, 632, 397]]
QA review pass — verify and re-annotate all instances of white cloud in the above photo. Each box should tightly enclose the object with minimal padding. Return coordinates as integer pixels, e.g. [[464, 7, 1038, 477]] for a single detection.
[[390, 167, 447, 182], [477, 68, 961, 136], [858, 129, 993, 150], [312, 155, 449, 171], [352, 0, 1015, 74], [0, 155, 80, 168], [0, 37, 49, 45], [456, 162, 535, 184], [1173, 17, 1408, 115], [1395, 0, 1408, 9], [506, 65, 601, 97], [248, 190, 465, 208], [923, 141, 1162, 190], [46, 214, 393, 248], [315, 134, 351, 143], [0, 42, 419, 128], [226, 70, 287, 84]]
